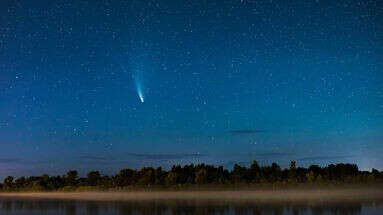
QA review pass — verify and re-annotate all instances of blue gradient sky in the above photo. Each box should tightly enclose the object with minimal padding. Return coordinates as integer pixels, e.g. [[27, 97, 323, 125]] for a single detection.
[[0, 0, 382, 178]]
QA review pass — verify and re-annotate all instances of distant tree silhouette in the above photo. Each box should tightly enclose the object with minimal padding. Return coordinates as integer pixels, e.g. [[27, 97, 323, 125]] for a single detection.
[[165, 172, 178, 185], [0, 161, 381, 192], [137, 167, 156, 186], [3, 176, 14, 190], [65, 170, 79, 186], [87, 171, 101, 186], [249, 161, 260, 182], [115, 168, 135, 187], [195, 169, 208, 185], [288, 161, 297, 182], [232, 164, 248, 184]]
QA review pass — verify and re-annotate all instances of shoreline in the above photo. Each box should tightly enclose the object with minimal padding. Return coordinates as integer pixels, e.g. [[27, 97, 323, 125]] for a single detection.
[[1, 189, 383, 202]]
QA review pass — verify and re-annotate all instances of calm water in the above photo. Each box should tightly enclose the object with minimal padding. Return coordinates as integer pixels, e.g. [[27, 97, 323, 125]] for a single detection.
[[0, 198, 382, 215]]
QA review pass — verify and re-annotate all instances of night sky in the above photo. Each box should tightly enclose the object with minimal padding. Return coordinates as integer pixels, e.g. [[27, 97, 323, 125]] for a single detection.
[[0, 0, 382, 178]]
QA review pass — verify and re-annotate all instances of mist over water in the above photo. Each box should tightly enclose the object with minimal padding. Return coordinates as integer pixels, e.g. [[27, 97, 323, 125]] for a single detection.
[[0, 197, 382, 215]]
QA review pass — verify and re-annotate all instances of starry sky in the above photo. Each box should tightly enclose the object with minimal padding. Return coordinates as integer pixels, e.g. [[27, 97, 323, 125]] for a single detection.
[[0, 0, 382, 178]]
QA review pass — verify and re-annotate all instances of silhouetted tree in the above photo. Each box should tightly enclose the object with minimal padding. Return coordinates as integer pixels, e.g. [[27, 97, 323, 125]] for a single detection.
[[195, 169, 208, 185], [87, 171, 101, 186], [232, 164, 248, 184], [3, 176, 14, 190], [0, 161, 380, 191], [65, 170, 79, 186], [165, 172, 178, 185], [288, 161, 297, 182], [137, 167, 155, 186], [114, 168, 135, 187], [249, 160, 260, 182]]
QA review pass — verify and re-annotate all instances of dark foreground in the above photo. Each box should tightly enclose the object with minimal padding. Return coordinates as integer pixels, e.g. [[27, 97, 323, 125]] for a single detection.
[[0, 189, 383, 215]]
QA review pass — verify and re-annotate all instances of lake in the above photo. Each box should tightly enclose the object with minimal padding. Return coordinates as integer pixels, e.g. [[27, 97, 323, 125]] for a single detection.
[[0, 197, 382, 215]]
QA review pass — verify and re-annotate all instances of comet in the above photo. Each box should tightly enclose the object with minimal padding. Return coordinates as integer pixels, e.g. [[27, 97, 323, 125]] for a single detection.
[[134, 75, 144, 103], [138, 88, 144, 103], [116, 55, 146, 103]]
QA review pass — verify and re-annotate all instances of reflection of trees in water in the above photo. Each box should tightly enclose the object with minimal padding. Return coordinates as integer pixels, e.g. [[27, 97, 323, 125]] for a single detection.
[[116, 200, 168, 215], [65, 202, 77, 215], [0, 198, 382, 215], [1, 200, 12, 213], [87, 202, 100, 215]]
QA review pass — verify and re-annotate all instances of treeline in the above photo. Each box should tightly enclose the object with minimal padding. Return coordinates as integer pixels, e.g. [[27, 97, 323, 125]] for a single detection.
[[1, 161, 382, 191]]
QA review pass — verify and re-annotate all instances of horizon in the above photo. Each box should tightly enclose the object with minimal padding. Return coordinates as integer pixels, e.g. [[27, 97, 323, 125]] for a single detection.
[[0, 158, 379, 181], [0, 160, 376, 182]]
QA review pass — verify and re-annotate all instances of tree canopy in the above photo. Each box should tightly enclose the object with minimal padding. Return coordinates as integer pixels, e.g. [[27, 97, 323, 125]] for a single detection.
[[0, 161, 382, 192]]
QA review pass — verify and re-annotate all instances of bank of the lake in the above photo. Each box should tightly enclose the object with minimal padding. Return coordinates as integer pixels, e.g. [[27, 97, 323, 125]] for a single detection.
[[1, 188, 383, 202]]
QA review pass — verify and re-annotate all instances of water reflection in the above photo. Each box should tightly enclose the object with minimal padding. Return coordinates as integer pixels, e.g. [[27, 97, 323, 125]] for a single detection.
[[0, 198, 382, 215]]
